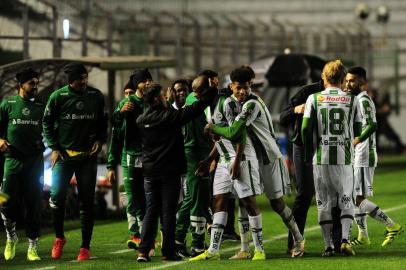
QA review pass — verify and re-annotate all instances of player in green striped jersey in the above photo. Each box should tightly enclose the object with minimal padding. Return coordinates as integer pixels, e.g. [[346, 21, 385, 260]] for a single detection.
[[0, 68, 44, 261], [302, 60, 361, 256], [206, 68, 305, 258], [345, 67, 402, 247]]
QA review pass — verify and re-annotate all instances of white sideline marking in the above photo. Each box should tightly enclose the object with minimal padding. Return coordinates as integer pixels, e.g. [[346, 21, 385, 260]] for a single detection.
[[110, 249, 133, 254], [28, 267, 56, 270], [141, 203, 406, 270]]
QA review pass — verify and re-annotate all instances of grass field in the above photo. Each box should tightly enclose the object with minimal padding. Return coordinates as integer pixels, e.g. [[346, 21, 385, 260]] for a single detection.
[[1, 155, 406, 270]]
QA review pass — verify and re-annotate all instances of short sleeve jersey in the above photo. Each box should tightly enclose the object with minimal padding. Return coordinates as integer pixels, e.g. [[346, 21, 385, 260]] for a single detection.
[[354, 91, 377, 167], [303, 87, 361, 165]]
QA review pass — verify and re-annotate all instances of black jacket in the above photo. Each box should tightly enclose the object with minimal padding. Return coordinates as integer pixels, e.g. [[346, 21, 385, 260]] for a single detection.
[[136, 100, 209, 177], [279, 80, 323, 146]]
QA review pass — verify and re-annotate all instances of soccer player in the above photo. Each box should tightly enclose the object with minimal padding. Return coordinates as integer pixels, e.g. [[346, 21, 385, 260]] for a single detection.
[[190, 68, 265, 261], [0, 68, 44, 261], [43, 63, 107, 261], [302, 60, 360, 256], [175, 76, 214, 257], [206, 68, 305, 258], [107, 70, 152, 252], [344, 67, 403, 247]]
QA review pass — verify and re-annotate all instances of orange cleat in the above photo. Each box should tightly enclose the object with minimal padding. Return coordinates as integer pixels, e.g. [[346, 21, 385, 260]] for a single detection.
[[51, 238, 66, 259], [77, 247, 90, 261]]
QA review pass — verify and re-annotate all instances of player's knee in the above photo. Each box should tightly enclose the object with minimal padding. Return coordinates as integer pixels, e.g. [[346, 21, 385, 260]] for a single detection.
[[270, 198, 285, 213], [355, 196, 365, 207]]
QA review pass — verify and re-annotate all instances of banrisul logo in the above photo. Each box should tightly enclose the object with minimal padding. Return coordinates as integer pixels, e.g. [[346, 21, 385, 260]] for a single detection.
[[22, 107, 30, 116], [76, 101, 85, 110]]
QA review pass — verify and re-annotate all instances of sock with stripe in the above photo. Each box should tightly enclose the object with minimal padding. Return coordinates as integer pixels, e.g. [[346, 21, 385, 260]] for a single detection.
[[248, 214, 264, 252], [238, 207, 250, 252], [2, 216, 17, 241], [279, 206, 304, 242], [208, 211, 227, 254], [354, 206, 369, 239], [360, 199, 395, 227], [28, 238, 38, 249]]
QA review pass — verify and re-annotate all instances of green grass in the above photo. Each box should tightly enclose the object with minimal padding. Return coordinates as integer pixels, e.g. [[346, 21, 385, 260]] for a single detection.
[[1, 155, 406, 269]]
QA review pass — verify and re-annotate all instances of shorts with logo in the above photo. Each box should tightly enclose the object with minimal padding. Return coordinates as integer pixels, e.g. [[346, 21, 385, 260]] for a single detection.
[[213, 159, 262, 198], [313, 164, 354, 211], [354, 166, 374, 197], [261, 157, 291, 200]]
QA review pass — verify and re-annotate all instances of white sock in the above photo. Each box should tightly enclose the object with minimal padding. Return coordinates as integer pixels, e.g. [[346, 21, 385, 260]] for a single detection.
[[248, 214, 264, 252], [354, 207, 369, 239], [360, 199, 395, 228], [28, 238, 38, 249], [320, 222, 333, 249], [238, 207, 250, 252], [341, 217, 353, 242], [208, 211, 228, 254], [279, 206, 304, 242]]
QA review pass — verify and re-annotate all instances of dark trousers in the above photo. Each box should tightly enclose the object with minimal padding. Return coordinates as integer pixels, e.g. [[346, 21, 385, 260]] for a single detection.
[[1, 155, 43, 239], [288, 144, 315, 249], [139, 175, 181, 257], [50, 156, 97, 249]]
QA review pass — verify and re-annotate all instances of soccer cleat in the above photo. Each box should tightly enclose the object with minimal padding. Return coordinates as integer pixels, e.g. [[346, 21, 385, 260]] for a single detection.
[[340, 240, 355, 256], [291, 239, 305, 258], [190, 247, 205, 258], [229, 250, 251, 260], [189, 250, 220, 261], [4, 238, 18, 261], [222, 232, 241, 242], [51, 238, 66, 259], [27, 247, 41, 261], [162, 254, 183, 261], [77, 247, 90, 261], [252, 250, 266, 260], [350, 237, 371, 246], [322, 247, 335, 257], [175, 241, 190, 258], [127, 235, 141, 250], [382, 224, 403, 247], [137, 253, 151, 262]]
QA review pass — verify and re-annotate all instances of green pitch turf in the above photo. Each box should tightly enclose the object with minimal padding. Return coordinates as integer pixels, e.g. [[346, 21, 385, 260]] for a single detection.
[[1, 155, 406, 269]]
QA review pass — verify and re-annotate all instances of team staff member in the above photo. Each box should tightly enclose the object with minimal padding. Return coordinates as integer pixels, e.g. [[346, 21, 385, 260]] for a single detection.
[[43, 63, 107, 261], [0, 68, 45, 261], [136, 77, 216, 262]]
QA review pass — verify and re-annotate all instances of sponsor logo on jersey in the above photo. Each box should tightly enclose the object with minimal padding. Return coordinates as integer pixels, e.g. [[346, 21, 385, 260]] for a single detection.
[[22, 107, 30, 116], [61, 113, 95, 120], [317, 96, 325, 102], [76, 101, 85, 110], [322, 96, 351, 103], [12, 118, 40, 125], [320, 139, 345, 146]]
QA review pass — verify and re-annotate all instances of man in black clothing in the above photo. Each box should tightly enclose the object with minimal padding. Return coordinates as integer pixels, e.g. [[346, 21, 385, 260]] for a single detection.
[[136, 77, 216, 262], [280, 80, 342, 253]]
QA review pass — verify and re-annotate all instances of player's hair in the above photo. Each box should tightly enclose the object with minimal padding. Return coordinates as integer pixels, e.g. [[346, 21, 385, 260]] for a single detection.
[[230, 67, 252, 84], [198, 69, 218, 79], [348, 66, 367, 81], [171, 79, 191, 91], [240, 65, 255, 79], [322, 60, 347, 85]]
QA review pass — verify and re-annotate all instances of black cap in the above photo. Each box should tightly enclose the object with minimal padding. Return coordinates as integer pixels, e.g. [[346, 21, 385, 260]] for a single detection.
[[132, 69, 152, 88], [64, 63, 88, 83], [123, 75, 136, 91], [16, 68, 39, 84]]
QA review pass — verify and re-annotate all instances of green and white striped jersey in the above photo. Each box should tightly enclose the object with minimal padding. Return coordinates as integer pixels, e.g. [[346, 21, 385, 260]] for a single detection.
[[303, 87, 361, 165], [236, 94, 283, 164], [354, 91, 377, 167]]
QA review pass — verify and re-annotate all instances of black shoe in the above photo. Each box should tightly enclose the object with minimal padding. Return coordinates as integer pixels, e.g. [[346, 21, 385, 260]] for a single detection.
[[137, 253, 151, 262], [322, 247, 335, 257], [190, 247, 205, 258], [162, 254, 183, 261], [222, 232, 241, 241], [175, 242, 190, 258]]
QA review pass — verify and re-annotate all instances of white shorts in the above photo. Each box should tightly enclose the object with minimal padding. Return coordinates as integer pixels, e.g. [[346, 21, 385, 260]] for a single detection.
[[261, 157, 291, 200], [354, 167, 374, 197], [213, 160, 262, 198], [313, 165, 354, 211]]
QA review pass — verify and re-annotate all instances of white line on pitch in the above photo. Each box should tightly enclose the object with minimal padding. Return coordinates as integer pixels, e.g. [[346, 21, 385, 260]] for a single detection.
[[110, 249, 134, 254], [141, 202, 406, 270], [28, 267, 56, 270]]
